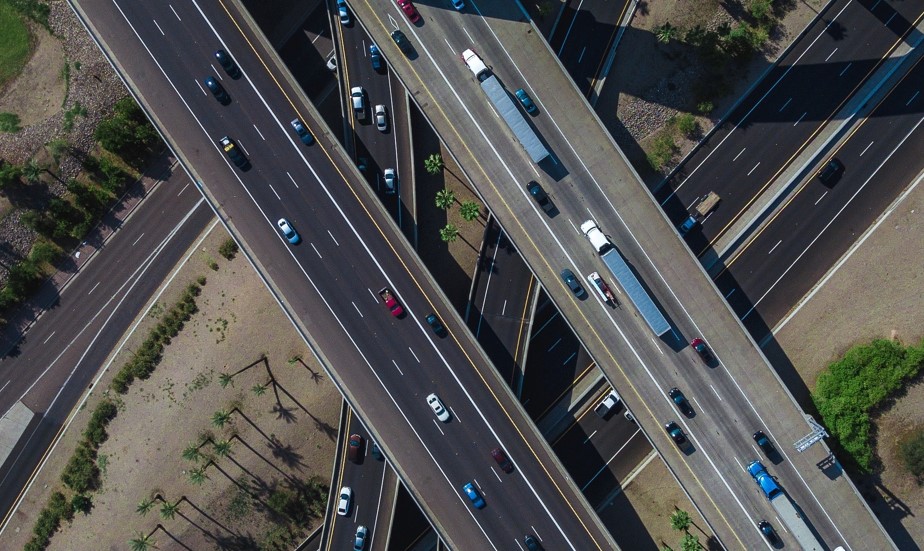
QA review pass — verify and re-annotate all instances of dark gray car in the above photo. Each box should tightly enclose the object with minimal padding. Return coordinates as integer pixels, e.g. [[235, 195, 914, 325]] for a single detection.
[[560, 269, 586, 299]]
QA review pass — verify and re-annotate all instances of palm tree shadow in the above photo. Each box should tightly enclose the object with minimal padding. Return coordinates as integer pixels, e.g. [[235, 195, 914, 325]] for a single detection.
[[151, 523, 195, 550], [267, 434, 307, 470], [230, 433, 297, 481], [294, 357, 324, 384]]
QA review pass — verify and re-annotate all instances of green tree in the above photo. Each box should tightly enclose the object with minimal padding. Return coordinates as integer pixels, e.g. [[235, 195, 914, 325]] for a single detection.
[[159, 500, 179, 520], [22, 159, 43, 183], [214, 440, 232, 457], [182, 443, 202, 463], [899, 430, 924, 481], [675, 114, 699, 138], [218, 372, 234, 388], [749, 0, 773, 23], [71, 494, 92, 514], [128, 533, 156, 551], [189, 466, 208, 485], [439, 224, 459, 243], [459, 201, 480, 221], [680, 532, 702, 551], [435, 189, 455, 210], [424, 153, 444, 175], [136, 496, 155, 516], [670, 509, 691, 532], [0, 161, 22, 189], [655, 22, 678, 44], [211, 409, 232, 428]]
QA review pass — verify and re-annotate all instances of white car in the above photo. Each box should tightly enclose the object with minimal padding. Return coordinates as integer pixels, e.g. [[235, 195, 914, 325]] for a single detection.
[[427, 393, 450, 422], [350, 86, 366, 120], [383, 168, 397, 195], [337, 486, 352, 516], [374, 104, 388, 132]]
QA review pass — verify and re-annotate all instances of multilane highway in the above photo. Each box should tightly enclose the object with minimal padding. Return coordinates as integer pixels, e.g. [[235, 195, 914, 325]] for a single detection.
[[68, 0, 614, 548], [348, 0, 892, 548]]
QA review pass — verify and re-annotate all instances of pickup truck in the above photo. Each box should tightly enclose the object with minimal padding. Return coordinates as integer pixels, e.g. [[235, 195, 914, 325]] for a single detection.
[[587, 271, 617, 306], [594, 390, 620, 418], [378, 288, 404, 317], [679, 191, 720, 235]]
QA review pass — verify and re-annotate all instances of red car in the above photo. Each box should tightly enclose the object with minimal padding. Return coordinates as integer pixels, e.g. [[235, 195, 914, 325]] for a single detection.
[[378, 287, 404, 317], [690, 338, 713, 363], [396, 0, 421, 23]]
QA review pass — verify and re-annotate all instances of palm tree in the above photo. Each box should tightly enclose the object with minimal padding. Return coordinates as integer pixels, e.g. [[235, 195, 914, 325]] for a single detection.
[[159, 500, 179, 520], [251, 383, 267, 396], [656, 22, 678, 44], [188, 466, 208, 485], [459, 201, 480, 221], [680, 532, 702, 551], [213, 440, 232, 457], [440, 224, 459, 243], [670, 509, 692, 532], [22, 159, 43, 183], [128, 532, 156, 551], [218, 373, 234, 388], [211, 409, 232, 428], [435, 189, 455, 210], [182, 443, 202, 463], [136, 496, 155, 516], [424, 153, 444, 175]]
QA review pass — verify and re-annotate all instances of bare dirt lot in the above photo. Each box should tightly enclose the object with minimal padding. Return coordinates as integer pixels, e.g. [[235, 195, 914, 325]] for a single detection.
[[3, 226, 340, 550]]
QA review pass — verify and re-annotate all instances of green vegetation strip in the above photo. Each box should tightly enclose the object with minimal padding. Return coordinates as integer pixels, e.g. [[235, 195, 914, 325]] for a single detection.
[[0, 1, 32, 89], [813, 338, 924, 473]]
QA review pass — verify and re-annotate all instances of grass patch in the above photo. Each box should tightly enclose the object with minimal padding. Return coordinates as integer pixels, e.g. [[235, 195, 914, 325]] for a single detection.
[[0, 112, 21, 133], [0, 1, 32, 89]]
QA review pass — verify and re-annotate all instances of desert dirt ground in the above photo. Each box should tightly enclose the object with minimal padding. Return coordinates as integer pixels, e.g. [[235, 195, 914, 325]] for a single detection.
[[3, 225, 340, 550], [0, 21, 64, 128]]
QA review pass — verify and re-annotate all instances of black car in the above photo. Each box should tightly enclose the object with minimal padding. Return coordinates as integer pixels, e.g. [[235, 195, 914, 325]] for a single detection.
[[524, 534, 542, 550], [560, 269, 586, 299], [425, 313, 446, 337], [669, 387, 694, 417], [290, 118, 314, 145], [219, 136, 250, 170], [816, 157, 844, 185], [203, 76, 230, 105], [371, 441, 383, 461], [391, 30, 412, 56], [491, 447, 514, 473], [665, 421, 686, 446], [758, 520, 780, 544], [214, 49, 241, 79], [753, 430, 775, 456], [526, 181, 554, 215]]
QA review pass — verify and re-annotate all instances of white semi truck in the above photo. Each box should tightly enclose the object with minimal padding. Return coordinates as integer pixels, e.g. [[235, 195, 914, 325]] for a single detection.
[[461, 49, 549, 163], [580, 220, 671, 336]]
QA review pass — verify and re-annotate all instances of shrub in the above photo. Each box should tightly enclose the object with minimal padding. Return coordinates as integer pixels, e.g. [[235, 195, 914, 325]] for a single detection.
[[208, 257, 219, 271], [813, 339, 924, 472], [31, 240, 59, 266], [219, 238, 239, 260], [675, 114, 699, 138], [84, 399, 118, 447], [61, 443, 100, 493], [197, 275, 207, 286], [646, 133, 678, 171], [749, 0, 773, 23], [899, 430, 924, 482], [71, 494, 92, 514], [0, 112, 21, 133], [696, 101, 714, 115]]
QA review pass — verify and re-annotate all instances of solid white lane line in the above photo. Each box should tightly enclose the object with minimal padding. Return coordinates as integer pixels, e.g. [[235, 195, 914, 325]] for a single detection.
[[555, 0, 586, 56]]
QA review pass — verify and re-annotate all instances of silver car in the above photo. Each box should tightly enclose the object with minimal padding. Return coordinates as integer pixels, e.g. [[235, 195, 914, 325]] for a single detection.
[[375, 104, 388, 132], [383, 168, 397, 195], [350, 86, 366, 120], [427, 393, 450, 422]]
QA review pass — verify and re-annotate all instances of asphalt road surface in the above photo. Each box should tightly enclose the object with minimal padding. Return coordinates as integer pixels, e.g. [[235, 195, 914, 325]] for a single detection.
[[0, 169, 213, 524], [659, 0, 924, 256], [69, 0, 614, 548], [717, 50, 924, 336]]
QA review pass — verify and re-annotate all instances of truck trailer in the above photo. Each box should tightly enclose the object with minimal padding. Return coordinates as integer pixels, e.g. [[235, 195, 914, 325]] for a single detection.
[[461, 49, 550, 163], [747, 460, 823, 551], [580, 220, 671, 336]]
